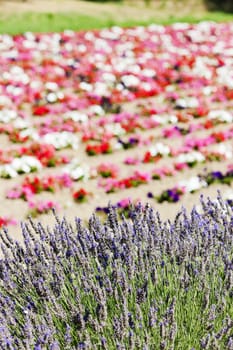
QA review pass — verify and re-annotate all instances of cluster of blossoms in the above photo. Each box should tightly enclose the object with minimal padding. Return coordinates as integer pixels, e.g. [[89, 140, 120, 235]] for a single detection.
[[96, 163, 119, 178], [0, 22, 233, 223], [28, 200, 60, 217], [0, 142, 69, 168], [98, 170, 151, 193], [72, 188, 92, 203], [98, 146, 229, 194], [149, 166, 233, 203], [0, 216, 17, 228], [0, 196, 233, 348], [85, 142, 112, 156], [6, 173, 73, 201], [62, 159, 91, 181], [0, 156, 42, 178], [125, 133, 232, 165]]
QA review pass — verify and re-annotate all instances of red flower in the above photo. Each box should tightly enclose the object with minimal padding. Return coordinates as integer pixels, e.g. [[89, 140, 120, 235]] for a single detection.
[[23, 176, 43, 194], [33, 105, 50, 116], [9, 131, 29, 143], [73, 188, 89, 202], [86, 142, 112, 156], [212, 132, 225, 142], [143, 151, 161, 163], [0, 217, 7, 228], [204, 120, 214, 129], [86, 144, 100, 156], [100, 142, 112, 154]]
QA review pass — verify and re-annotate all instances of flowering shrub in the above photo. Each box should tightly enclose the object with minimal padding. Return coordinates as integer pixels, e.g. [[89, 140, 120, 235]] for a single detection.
[[0, 195, 233, 348]]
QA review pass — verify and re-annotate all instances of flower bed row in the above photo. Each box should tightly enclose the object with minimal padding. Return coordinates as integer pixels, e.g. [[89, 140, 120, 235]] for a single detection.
[[0, 22, 233, 225]]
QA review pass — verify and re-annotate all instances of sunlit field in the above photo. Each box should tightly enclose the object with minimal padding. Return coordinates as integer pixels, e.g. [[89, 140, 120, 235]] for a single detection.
[[0, 1, 232, 348]]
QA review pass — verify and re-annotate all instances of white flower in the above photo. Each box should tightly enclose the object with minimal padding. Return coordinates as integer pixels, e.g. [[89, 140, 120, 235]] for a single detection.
[[202, 86, 214, 95], [64, 111, 88, 123], [141, 82, 151, 91], [105, 123, 126, 136], [13, 118, 30, 129], [42, 131, 78, 150], [0, 109, 17, 123], [178, 176, 207, 193], [121, 74, 140, 87], [93, 82, 109, 96], [19, 128, 39, 141], [0, 165, 18, 178], [171, 22, 190, 30], [89, 105, 105, 116], [208, 110, 232, 123], [63, 159, 90, 181], [12, 156, 42, 172], [175, 97, 199, 109], [149, 143, 170, 156], [141, 68, 156, 78], [79, 82, 92, 92], [102, 72, 116, 83], [0, 156, 42, 178], [0, 95, 11, 107], [114, 142, 124, 150], [216, 144, 233, 159], [169, 115, 178, 124], [216, 66, 233, 88], [46, 92, 58, 103], [148, 24, 165, 33], [176, 151, 205, 164]]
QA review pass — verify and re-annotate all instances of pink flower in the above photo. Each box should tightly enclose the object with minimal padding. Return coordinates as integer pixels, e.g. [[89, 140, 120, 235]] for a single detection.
[[174, 162, 189, 171], [124, 157, 140, 165], [133, 170, 151, 182], [6, 188, 22, 199], [28, 200, 59, 216], [117, 198, 131, 208], [96, 163, 119, 178], [57, 173, 73, 188]]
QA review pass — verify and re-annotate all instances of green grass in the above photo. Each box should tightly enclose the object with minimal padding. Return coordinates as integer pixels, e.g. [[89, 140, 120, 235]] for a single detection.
[[0, 10, 233, 35]]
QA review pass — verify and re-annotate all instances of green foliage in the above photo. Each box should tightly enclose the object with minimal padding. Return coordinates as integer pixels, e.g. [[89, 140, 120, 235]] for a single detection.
[[0, 8, 232, 34], [205, 0, 233, 12]]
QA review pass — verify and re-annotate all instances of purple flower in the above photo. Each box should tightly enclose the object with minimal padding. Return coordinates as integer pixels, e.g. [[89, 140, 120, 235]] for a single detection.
[[211, 171, 223, 179]]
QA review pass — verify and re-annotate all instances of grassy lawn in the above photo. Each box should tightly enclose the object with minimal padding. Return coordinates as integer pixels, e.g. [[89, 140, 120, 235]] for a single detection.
[[0, 0, 232, 34]]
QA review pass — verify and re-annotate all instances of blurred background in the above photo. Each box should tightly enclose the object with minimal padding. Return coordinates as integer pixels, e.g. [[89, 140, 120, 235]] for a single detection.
[[0, 0, 232, 35]]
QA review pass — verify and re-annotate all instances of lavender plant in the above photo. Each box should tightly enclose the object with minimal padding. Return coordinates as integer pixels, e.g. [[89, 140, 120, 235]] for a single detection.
[[0, 192, 233, 349]]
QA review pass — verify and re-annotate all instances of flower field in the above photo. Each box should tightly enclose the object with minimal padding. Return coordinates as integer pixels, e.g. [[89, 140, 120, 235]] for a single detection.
[[0, 16, 233, 349], [0, 21, 232, 237]]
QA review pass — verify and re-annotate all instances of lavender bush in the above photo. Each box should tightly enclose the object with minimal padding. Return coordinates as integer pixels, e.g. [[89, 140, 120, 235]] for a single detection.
[[0, 193, 233, 349]]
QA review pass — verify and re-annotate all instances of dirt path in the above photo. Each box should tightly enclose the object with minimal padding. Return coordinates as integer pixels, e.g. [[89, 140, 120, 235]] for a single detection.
[[0, 0, 206, 21]]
